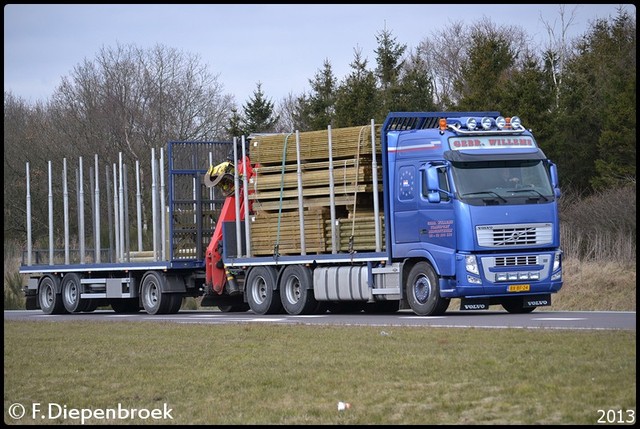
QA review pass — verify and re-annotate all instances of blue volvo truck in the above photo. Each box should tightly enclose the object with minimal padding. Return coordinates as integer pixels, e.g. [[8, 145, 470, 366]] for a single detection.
[[21, 111, 563, 316]]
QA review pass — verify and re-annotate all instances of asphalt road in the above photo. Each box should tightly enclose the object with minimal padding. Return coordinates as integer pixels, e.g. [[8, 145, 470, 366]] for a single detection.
[[4, 309, 636, 331]]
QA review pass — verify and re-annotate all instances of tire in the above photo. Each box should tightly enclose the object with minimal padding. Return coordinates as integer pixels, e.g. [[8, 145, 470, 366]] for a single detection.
[[110, 298, 141, 313], [61, 273, 89, 313], [82, 299, 99, 312], [140, 271, 172, 315], [502, 299, 536, 314], [245, 266, 282, 315], [279, 265, 318, 315], [166, 294, 183, 314], [38, 276, 66, 315], [406, 261, 450, 316]]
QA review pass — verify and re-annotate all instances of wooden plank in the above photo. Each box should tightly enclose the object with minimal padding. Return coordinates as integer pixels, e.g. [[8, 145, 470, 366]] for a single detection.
[[249, 125, 382, 165]]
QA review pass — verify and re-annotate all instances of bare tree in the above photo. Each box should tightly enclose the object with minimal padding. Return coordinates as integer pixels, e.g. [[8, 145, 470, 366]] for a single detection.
[[274, 92, 301, 133], [416, 20, 468, 109], [11, 43, 236, 246], [540, 4, 579, 109], [417, 18, 532, 110]]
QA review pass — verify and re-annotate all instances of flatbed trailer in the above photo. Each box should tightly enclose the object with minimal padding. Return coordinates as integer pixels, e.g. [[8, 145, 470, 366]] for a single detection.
[[21, 111, 563, 317]]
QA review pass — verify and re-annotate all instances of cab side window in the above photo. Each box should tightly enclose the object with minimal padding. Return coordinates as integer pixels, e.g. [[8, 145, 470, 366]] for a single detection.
[[437, 167, 451, 201]]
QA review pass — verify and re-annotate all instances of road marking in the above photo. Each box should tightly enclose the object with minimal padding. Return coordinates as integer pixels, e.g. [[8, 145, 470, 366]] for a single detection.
[[532, 317, 586, 321]]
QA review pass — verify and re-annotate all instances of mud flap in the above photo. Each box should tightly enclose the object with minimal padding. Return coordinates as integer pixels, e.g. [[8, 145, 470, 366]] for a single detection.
[[460, 298, 490, 310], [523, 294, 551, 308]]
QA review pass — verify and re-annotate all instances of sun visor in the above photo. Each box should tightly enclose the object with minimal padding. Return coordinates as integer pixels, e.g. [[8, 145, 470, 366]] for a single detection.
[[444, 149, 547, 162]]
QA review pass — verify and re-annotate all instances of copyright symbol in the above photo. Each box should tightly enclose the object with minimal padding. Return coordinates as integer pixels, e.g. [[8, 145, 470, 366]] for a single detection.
[[8, 403, 26, 419]]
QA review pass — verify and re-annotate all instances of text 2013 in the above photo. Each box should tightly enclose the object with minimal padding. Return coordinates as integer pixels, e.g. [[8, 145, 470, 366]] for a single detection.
[[597, 409, 635, 424]]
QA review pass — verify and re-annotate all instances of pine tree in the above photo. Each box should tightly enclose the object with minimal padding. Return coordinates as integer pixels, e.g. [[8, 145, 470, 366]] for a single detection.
[[374, 25, 406, 116], [242, 82, 279, 134], [334, 47, 379, 127], [303, 59, 337, 130]]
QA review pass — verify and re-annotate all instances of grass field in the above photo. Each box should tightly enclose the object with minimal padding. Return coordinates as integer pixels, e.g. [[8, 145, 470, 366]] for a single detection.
[[3, 320, 636, 425]]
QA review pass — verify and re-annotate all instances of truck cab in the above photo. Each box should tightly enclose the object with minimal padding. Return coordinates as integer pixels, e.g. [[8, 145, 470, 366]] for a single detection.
[[382, 112, 563, 314]]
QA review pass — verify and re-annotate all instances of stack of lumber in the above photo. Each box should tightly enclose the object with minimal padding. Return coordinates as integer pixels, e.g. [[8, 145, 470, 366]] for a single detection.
[[247, 125, 385, 256], [250, 207, 329, 256], [249, 125, 381, 165], [325, 210, 386, 253]]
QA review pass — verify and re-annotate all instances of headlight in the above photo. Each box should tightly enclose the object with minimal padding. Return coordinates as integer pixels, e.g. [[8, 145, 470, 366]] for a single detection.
[[511, 116, 522, 129], [465, 255, 479, 275], [553, 252, 561, 271], [495, 116, 506, 129]]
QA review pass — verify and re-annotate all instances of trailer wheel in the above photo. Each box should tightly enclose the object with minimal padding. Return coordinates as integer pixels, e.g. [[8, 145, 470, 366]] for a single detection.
[[140, 271, 171, 315], [246, 266, 282, 315], [61, 273, 89, 313], [279, 265, 318, 315], [406, 261, 450, 316], [38, 276, 66, 315]]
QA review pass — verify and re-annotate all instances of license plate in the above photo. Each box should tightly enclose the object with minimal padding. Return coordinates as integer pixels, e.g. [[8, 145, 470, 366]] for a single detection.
[[508, 284, 530, 292]]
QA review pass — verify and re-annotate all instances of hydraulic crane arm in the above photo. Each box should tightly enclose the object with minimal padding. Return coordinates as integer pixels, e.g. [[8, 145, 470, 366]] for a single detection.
[[203, 155, 254, 295]]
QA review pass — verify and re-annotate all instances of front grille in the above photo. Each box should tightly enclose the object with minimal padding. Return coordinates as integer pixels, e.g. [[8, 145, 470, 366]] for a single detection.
[[495, 255, 539, 266], [476, 223, 553, 247]]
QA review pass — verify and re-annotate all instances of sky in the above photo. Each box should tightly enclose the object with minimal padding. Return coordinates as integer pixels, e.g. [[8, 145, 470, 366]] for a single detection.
[[4, 4, 634, 106]]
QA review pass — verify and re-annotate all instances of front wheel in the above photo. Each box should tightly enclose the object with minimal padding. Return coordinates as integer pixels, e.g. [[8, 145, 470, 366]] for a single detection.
[[405, 261, 449, 316]]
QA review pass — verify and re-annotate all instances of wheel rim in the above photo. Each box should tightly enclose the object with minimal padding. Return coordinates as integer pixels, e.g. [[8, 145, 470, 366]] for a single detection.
[[64, 280, 78, 305], [144, 278, 159, 309], [41, 283, 54, 308], [413, 274, 432, 304], [284, 275, 301, 304], [251, 276, 268, 305]]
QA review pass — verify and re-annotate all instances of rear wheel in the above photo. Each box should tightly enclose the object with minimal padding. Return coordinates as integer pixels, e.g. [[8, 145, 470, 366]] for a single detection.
[[406, 261, 449, 316], [246, 266, 282, 315], [38, 276, 66, 315], [280, 265, 318, 315]]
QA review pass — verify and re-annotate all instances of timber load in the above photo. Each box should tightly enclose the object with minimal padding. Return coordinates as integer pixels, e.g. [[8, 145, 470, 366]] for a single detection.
[[248, 125, 385, 256]]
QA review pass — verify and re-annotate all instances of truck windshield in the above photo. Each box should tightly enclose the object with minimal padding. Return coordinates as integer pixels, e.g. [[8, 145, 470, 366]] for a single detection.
[[451, 160, 554, 205]]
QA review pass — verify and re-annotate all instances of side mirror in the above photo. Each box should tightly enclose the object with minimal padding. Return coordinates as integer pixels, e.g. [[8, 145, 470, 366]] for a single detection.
[[550, 163, 562, 198], [424, 165, 441, 203]]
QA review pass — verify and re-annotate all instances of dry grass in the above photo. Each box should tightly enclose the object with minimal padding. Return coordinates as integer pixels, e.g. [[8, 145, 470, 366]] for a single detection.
[[553, 258, 636, 312], [3, 321, 636, 425]]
